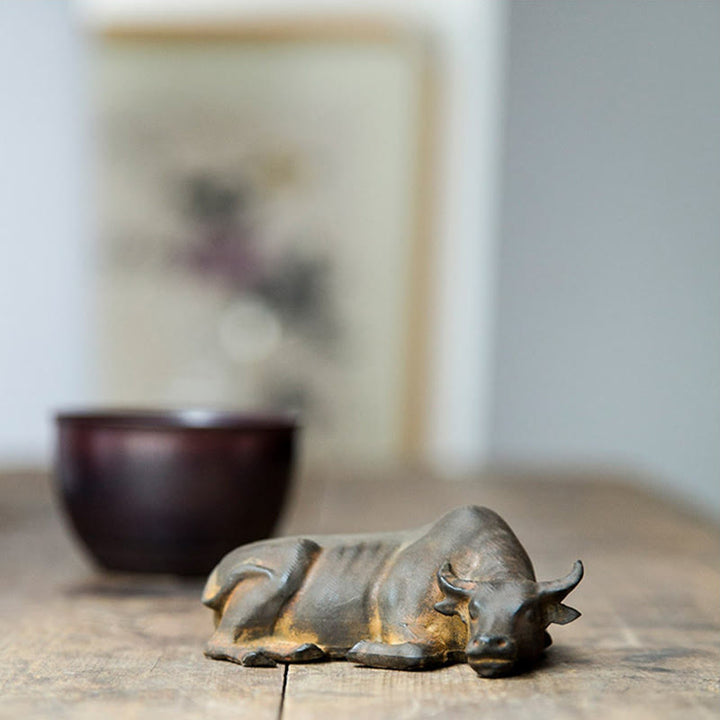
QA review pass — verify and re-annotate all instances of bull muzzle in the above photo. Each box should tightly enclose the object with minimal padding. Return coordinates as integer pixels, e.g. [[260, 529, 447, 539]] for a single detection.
[[466, 634, 518, 677]]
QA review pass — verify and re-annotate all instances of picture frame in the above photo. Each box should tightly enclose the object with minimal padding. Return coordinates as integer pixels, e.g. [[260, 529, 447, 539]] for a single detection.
[[92, 21, 434, 462]]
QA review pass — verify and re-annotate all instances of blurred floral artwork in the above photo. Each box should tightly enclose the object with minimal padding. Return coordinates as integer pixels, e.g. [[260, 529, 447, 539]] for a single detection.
[[94, 27, 428, 462]]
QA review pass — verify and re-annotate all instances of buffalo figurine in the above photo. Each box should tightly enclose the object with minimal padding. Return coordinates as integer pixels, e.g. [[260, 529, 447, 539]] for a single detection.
[[202, 505, 583, 677]]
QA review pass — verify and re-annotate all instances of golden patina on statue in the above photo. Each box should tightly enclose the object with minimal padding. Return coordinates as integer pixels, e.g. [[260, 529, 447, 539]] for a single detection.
[[202, 505, 583, 677]]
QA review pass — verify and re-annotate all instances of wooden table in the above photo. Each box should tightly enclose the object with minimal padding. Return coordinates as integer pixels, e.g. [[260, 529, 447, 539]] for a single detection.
[[1, 467, 718, 719]]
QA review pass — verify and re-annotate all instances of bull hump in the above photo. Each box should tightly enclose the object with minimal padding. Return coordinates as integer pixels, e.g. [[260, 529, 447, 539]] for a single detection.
[[442, 506, 535, 580]]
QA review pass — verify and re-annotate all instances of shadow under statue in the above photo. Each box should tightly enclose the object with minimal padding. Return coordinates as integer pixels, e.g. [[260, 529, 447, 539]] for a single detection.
[[202, 505, 583, 677]]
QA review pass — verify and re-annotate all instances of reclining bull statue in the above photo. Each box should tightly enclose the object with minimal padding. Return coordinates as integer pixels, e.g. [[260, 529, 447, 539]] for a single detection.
[[202, 505, 583, 677]]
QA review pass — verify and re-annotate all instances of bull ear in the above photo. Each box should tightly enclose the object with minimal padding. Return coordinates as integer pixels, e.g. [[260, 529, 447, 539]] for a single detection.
[[437, 562, 477, 599], [537, 560, 584, 602], [546, 603, 581, 625]]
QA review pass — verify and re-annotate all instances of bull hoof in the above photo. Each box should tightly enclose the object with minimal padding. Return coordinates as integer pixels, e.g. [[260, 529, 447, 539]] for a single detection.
[[241, 650, 278, 667], [286, 642, 326, 662], [260, 642, 327, 663]]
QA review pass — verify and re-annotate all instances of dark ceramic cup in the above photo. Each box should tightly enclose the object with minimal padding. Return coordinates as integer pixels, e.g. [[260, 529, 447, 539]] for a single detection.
[[55, 409, 297, 575]]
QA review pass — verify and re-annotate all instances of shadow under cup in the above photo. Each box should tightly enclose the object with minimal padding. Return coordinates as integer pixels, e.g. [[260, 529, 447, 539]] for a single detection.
[[55, 410, 297, 576]]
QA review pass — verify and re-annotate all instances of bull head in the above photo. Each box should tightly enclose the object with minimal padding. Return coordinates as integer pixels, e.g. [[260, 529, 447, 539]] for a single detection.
[[435, 560, 583, 677]]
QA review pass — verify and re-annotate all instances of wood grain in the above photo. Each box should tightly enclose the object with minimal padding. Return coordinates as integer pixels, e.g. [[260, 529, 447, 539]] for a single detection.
[[0, 472, 284, 720], [0, 467, 718, 719]]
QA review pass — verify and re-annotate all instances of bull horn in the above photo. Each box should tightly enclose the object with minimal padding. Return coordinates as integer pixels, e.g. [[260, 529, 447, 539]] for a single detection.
[[437, 562, 478, 598], [537, 560, 584, 599]]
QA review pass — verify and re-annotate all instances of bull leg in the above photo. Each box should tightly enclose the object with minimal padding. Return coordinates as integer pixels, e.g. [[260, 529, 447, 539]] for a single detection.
[[206, 575, 284, 649], [205, 540, 320, 666], [205, 637, 277, 668], [347, 618, 456, 670], [346, 640, 449, 670], [206, 637, 327, 667], [245, 640, 327, 664]]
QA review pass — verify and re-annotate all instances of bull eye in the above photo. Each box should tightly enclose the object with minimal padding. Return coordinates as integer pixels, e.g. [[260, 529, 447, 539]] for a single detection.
[[469, 603, 479, 620], [524, 607, 536, 623]]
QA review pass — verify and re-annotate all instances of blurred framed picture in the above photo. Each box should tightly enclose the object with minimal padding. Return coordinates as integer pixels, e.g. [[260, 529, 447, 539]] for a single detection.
[[93, 22, 432, 462]]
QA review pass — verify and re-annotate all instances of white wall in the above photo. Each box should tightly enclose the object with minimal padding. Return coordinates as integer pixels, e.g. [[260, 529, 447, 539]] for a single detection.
[[0, 0, 93, 464], [491, 0, 720, 516]]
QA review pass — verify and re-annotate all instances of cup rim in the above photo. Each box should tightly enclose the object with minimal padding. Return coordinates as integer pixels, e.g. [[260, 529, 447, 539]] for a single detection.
[[55, 408, 299, 431]]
